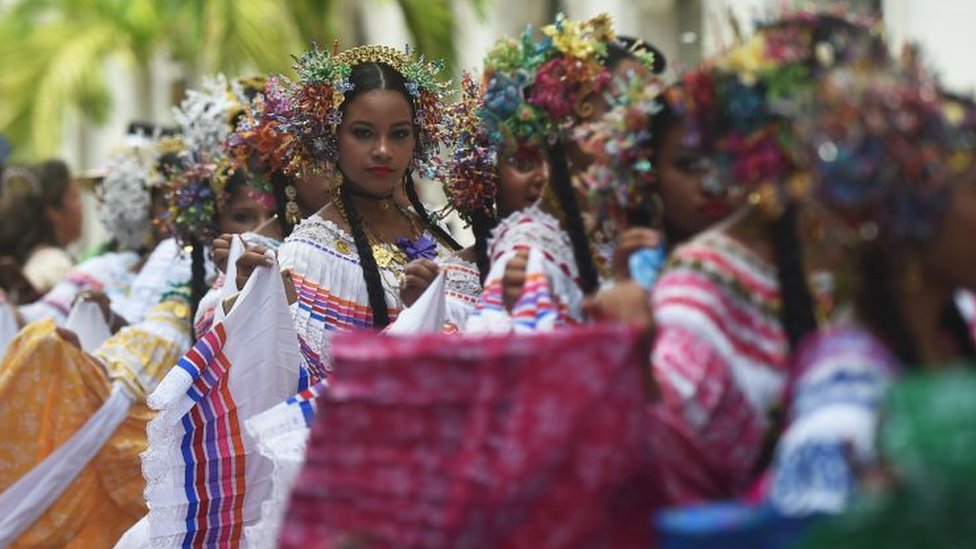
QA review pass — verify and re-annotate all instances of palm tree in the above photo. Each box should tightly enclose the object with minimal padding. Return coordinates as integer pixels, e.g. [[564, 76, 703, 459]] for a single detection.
[[0, 0, 486, 161]]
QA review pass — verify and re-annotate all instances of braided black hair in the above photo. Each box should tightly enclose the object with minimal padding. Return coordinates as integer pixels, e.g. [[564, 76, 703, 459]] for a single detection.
[[188, 235, 209, 323], [547, 140, 600, 294], [773, 202, 819, 350], [857, 244, 976, 366], [404, 171, 460, 251], [469, 210, 496, 283], [339, 179, 391, 328], [856, 244, 921, 364], [751, 201, 819, 478]]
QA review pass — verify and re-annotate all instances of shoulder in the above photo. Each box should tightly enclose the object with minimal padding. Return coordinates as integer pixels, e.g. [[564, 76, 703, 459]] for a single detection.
[[280, 213, 360, 269], [654, 230, 779, 323]]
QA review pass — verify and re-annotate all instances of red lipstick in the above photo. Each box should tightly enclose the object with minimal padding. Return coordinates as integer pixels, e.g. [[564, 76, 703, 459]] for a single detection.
[[366, 166, 394, 176]]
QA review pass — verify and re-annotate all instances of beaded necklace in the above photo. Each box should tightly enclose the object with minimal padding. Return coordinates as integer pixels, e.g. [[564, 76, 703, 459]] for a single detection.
[[332, 185, 436, 272]]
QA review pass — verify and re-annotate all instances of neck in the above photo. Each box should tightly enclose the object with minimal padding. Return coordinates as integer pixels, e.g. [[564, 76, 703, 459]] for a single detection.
[[898, 274, 957, 366], [345, 190, 399, 223]]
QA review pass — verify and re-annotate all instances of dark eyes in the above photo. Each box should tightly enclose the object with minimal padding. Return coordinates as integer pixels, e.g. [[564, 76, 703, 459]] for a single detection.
[[508, 157, 540, 172], [350, 127, 412, 139], [675, 156, 713, 172], [232, 212, 257, 224]]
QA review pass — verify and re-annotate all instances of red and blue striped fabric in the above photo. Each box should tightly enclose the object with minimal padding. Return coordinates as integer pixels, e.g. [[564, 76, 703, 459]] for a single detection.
[[143, 258, 305, 549]]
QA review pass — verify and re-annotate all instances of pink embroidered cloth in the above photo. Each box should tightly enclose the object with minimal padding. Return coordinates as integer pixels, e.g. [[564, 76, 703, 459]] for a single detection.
[[279, 324, 664, 548]]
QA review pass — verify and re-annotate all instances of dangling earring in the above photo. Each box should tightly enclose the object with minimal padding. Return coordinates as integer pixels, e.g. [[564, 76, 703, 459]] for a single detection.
[[284, 183, 301, 225]]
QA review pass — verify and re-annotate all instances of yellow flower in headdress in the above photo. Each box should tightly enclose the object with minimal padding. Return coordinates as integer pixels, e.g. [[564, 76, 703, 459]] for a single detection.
[[943, 100, 966, 127], [543, 13, 614, 60], [719, 34, 776, 86]]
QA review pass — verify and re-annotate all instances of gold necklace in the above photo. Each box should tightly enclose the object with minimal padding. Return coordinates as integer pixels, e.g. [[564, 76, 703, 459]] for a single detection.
[[333, 187, 423, 270]]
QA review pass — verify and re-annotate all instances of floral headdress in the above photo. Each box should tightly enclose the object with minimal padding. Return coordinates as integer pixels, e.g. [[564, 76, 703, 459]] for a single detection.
[[160, 76, 247, 246], [96, 138, 158, 251], [438, 72, 498, 222], [670, 10, 887, 209], [480, 13, 619, 154], [223, 75, 295, 215], [573, 73, 666, 223], [809, 54, 976, 245], [281, 42, 451, 178]]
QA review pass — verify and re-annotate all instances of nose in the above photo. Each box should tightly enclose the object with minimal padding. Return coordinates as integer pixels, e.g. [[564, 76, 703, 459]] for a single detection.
[[373, 136, 392, 160], [700, 171, 725, 198], [535, 161, 551, 186]]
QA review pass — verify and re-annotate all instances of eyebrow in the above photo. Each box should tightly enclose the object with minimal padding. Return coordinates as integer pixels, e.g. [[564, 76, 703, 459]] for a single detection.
[[346, 120, 413, 128]]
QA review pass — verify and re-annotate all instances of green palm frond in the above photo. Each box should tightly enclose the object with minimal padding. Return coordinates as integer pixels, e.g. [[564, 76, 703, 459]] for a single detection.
[[188, 0, 304, 76], [0, 19, 119, 158], [394, 0, 457, 68], [0, 0, 485, 161]]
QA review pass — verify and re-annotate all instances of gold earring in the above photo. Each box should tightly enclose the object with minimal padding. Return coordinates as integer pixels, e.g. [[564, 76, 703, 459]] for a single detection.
[[284, 184, 301, 225]]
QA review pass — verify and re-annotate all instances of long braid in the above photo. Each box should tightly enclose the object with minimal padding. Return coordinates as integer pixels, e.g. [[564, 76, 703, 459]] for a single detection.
[[773, 202, 818, 350], [752, 201, 819, 477], [270, 169, 296, 238], [404, 172, 461, 251], [340, 181, 391, 328], [470, 211, 495, 283], [189, 236, 208, 324], [547, 140, 599, 294]]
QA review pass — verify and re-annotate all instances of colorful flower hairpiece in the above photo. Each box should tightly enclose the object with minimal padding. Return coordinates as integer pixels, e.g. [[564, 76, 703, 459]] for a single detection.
[[160, 76, 249, 246], [573, 74, 665, 221], [158, 151, 221, 246], [438, 72, 498, 222], [673, 10, 886, 198], [480, 13, 622, 153], [281, 42, 451, 178], [810, 54, 976, 245], [224, 75, 297, 212]]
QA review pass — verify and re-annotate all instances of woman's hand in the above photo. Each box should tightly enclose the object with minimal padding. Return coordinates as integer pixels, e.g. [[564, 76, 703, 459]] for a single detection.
[[584, 280, 658, 401], [399, 259, 439, 307], [211, 233, 235, 273], [235, 245, 274, 290], [611, 228, 662, 282], [55, 326, 82, 350], [75, 290, 127, 332]]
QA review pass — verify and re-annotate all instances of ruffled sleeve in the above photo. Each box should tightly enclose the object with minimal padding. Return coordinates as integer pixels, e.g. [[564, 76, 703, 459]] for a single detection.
[[650, 230, 789, 503], [464, 205, 583, 333]]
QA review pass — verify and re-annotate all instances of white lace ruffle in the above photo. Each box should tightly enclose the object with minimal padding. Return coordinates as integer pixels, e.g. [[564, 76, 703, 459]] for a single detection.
[[242, 395, 319, 549]]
